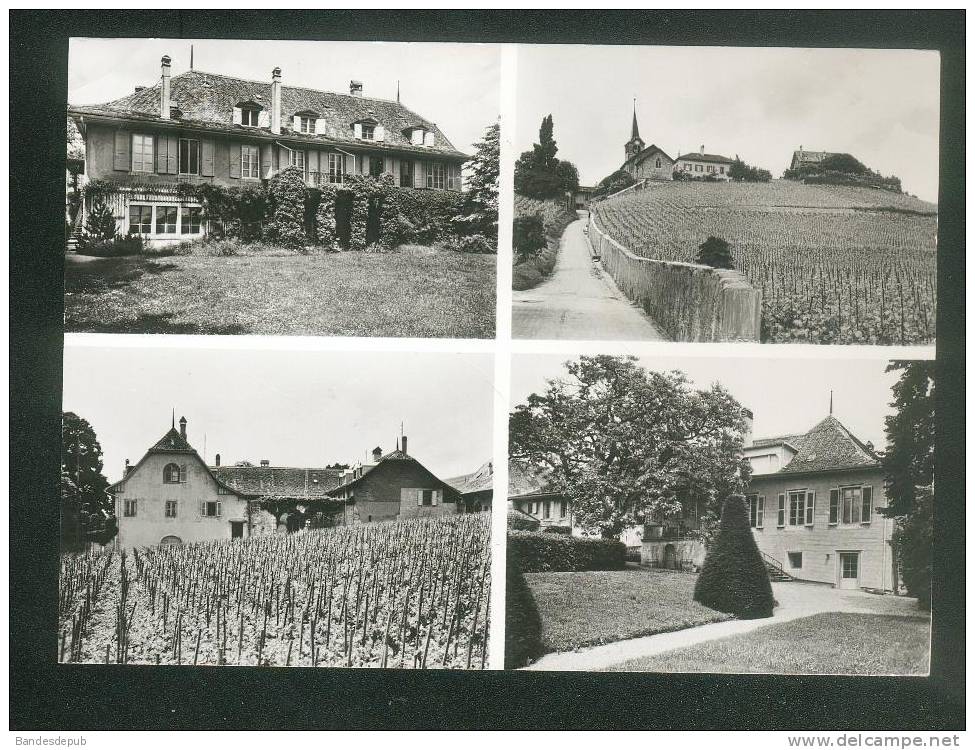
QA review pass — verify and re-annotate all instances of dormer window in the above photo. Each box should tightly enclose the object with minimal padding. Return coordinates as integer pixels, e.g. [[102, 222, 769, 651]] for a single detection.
[[361, 124, 375, 140], [299, 116, 315, 134], [241, 107, 260, 127]]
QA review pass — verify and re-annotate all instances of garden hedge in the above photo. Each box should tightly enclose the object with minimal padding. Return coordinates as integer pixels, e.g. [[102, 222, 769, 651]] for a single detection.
[[507, 529, 626, 573], [693, 494, 775, 619]]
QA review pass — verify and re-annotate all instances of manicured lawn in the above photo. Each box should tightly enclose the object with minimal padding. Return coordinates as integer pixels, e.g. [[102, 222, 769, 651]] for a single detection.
[[605, 612, 931, 675], [523, 568, 731, 654], [64, 248, 496, 337]]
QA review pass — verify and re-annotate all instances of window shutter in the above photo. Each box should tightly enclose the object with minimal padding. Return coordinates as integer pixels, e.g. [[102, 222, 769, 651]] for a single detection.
[[229, 143, 242, 178], [777, 494, 786, 527], [423, 131, 435, 147], [200, 501, 206, 517], [166, 136, 178, 174], [757, 496, 765, 529], [411, 129, 423, 146], [805, 491, 815, 526], [416, 489, 422, 507], [180, 464, 187, 483], [432, 490, 439, 507], [354, 123, 363, 139], [829, 489, 839, 524], [232, 107, 242, 126], [293, 115, 301, 132], [155, 135, 168, 173], [260, 146, 272, 178], [201, 140, 215, 177], [374, 125, 385, 141], [257, 110, 270, 129], [113, 131, 131, 171], [315, 118, 327, 135], [217, 501, 222, 517], [862, 486, 873, 523]]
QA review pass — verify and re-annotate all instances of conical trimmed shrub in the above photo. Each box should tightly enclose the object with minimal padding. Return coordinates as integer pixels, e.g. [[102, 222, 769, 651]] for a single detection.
[[693, 494, 775, 619]]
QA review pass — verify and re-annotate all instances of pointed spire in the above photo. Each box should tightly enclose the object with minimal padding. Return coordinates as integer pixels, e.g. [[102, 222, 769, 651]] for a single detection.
[[631, 98, 640, 141], [171, 408, 175, 429], [190, 44, 194, 70], [829, 390, 834, 416], [396, 80, 400, 104]]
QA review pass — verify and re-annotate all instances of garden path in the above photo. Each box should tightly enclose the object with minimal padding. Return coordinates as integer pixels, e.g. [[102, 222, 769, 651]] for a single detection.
[[512, 216, 666, 341], [522, 581, 921, 671]]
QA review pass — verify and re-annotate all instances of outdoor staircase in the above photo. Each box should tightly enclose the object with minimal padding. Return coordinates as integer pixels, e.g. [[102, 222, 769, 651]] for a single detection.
[[761, 552, 793, 582], [66, 201, 84, 253]]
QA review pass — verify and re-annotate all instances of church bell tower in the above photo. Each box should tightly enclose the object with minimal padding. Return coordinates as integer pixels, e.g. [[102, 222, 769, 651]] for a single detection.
[[625, 100, 645, 161]]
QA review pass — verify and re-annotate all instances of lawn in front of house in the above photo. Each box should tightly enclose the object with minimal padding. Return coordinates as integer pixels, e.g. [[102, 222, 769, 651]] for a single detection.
[[64, 247, 496, 337], [524, 567, 731, 654], [604, 612, 931, 675]]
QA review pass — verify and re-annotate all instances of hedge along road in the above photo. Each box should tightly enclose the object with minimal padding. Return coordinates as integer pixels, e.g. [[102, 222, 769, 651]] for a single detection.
[[512, 216, 666, 341]]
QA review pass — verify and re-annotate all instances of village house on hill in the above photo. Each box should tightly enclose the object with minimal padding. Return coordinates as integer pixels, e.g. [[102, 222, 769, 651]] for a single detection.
[[68, 55, 466, 246], [107, 418, 474, 549], [675, 146, 734, 179], [789, 147, 843, 171]]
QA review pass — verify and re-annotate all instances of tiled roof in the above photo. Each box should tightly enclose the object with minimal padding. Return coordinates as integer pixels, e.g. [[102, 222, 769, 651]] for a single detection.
[[445, 460, 494, 495], [70, 68, 466, 159], [446, 459, 558, 498], [211, 465, 343, 499], [792, 150, 842, 166], [148, 427, 195, 453], [677, 152, 734, 164], [754, 415, 879, 475], [624, 143, 674, 166], [332, 449, 455, 497]]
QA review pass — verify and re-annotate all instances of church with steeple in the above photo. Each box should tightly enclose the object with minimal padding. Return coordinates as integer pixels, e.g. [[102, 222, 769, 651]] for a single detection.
[[620, 102, 675, 181]]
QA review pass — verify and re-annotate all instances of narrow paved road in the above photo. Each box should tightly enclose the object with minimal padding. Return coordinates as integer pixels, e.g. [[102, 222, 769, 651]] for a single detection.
[[512, 216, 666, 341]]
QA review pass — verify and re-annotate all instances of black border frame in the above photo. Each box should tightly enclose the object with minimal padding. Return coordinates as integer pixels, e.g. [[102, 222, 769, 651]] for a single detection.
[[10, 9, 965, 730]]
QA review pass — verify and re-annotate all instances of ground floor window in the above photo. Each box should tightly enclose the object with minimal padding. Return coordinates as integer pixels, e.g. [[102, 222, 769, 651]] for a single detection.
[[123, 499, 137, 517], [181, 207, 203, 235], [543, 500, 551, 519], [129, 205, 152, 234], [327, 153, 345, 184], [788, 552, 803, 569], [559, 500, 567, 519], [420, 489, 433, 506], [165, 500, 178, 518], [369, 157, 384, 178], [426, 162, 446, 189], [400, 159, 414, 187], [241, 145, 260, 179], [155, 205, 177, 234]]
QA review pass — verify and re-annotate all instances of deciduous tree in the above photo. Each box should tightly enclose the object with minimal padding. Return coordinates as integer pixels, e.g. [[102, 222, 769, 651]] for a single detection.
[[509, 356, 751, 540], [61, 412, 116, 550]]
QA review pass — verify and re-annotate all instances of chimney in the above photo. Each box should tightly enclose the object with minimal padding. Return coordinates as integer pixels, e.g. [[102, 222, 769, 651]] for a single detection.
[[160, 55, 172, 119], [134, 86, 146, 93], [179, 416, 187, 440], [349, 80, 363, 97], [372, 446, 382, 462], [124, 458, 131, 476], [401, 435, 408, 455], [700, 144, 705, 155], [261, 459, 270, 467], [215, 453, 221, 467], [271, 67, 282, 135], [741, 408, 754, 449]]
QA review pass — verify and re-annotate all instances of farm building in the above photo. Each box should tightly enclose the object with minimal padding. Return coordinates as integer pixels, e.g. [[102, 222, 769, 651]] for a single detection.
[[744, 414, 896, 592], [675, 146, 734, 179], [107, 418, 466, 548], [67, 54, 467, 247], [789, 147, 845, 171], [445, 460, 496, 514], [620, 105, 674, 182]]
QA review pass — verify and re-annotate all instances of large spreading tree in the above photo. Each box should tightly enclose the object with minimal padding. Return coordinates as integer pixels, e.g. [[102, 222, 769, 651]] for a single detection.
[[453, 121, 499, 241], [882, 361, 935, 607], [514, 114, 580, 199], [61, 412, 116, 550], [509, 356, 751, 540]]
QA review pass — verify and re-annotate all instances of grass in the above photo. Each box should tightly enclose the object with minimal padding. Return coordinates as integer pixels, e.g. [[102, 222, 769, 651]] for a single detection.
[[520, 568, 731, 655], [64, 247, 496, 337], [605, 612, 931, 675]]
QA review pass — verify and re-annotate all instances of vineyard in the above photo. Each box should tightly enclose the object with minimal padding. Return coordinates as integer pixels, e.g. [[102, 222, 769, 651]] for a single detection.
[[59, 513, 491, 668], [592, 181, 937, 345]]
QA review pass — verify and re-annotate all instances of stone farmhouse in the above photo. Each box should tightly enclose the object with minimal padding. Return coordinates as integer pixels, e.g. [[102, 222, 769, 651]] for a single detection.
[[67, 55, 466, 247], [107, 418, 475, 549]]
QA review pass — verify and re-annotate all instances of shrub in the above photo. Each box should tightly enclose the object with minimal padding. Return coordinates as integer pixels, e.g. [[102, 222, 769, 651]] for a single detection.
[[436, 234, 496, 254], [265, 166, 307, 249], [513, 215, 546, 263], [592, 168, 637, 199], [76, 199, 118, 252], [507, 530, 626, 573], [693, 495, 775, 619], [504, 553, 545, 669], [507, 509, 540, 532], [541, 525, 572, 535], [696, 236, 734, 270], [80, 234, 146, 258]]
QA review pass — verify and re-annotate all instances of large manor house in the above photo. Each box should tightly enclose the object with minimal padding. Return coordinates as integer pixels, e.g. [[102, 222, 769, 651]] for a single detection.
[[67, 55, 466, 245], [509, 410, 896, 593], [109, 417, 490, 550]]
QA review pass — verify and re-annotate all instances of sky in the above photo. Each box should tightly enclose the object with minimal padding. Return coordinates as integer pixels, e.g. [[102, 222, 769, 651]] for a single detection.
[[510, 354, 901, 449], [515, 45, 940, 202], [63, 345, 495, 484], [68, 38, 500, 156]]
